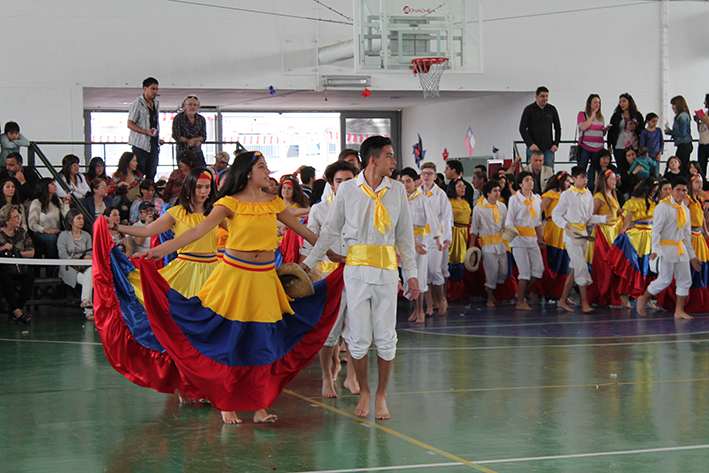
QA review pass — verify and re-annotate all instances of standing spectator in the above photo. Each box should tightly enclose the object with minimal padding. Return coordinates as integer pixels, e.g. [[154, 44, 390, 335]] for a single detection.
[[0, 122, 30, 167], [108, 151, 144, 219], [519, 86, 561, 169], [299, 165, 315, 200], [607, 93, 644, 178], [28, 178, 69, 259], [444, 159, 474, 207], [640, 113, 664, 176], [162, 151, 197, 205], [81, 178, 115, 232], [127, 77, 161, 181], [471, 170, 487, 206], [0, 204, 35, 324], [172, 95, 207, 167], [694, 95, 709, 178], [0, 152, 41, 202], [58, 209, 94, 319], [55, 154, 91, 200], [577, 94, 609, 176], [130, 201, 156, 254], [523, 151, 554, 195], [0, 178, 28, 230], [129, 180, 164, 224], [85, 157, 108, 182], [665, 95, 694, 170]]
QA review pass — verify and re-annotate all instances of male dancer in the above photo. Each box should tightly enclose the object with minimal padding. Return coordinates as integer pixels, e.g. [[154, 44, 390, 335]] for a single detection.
[[470, 180, 508, 307], [637, 178, 700, 319], [418, 162, 453, 316], [399, 167, 442, 323], [300, 160, 358, 398], [553, 166, 615, 312], [302, 136, 419, 419], [506, 171, 545, 310]]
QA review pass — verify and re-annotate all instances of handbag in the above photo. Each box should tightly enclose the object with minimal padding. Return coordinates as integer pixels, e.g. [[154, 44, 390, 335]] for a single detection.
[[569, 112, 586, 162], [0, 247, 29, 275]]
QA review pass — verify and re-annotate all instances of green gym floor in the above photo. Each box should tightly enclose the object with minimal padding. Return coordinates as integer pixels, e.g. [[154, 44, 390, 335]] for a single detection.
[[2, 301, 709, 472]]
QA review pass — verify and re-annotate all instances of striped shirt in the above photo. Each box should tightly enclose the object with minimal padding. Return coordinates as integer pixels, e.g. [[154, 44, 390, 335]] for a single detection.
[[577, 112, 605, 152]]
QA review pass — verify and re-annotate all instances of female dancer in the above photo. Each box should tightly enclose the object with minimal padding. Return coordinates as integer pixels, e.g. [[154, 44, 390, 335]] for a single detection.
[[447, 178, 472, 300], [138, 152, 343, 424], [278, 175, 311, 263]]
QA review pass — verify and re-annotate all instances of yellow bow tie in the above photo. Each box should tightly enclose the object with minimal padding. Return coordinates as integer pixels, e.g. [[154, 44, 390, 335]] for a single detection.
[[661, 196, 687, 229], [361, 184, 391, 234], [478, 201, 500, 223], [523, 196, 536, 219], [326, 193, 334, 203], [408, 190, 420, 201], [569, 186, 588, 194]]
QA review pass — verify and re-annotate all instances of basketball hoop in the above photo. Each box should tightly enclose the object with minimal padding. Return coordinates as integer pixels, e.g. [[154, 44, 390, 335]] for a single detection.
[[412, 57, 449, 98]]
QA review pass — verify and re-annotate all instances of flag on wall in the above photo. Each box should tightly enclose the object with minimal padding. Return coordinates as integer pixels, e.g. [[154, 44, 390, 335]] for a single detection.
[[412, 134, 426, 168], [464, 127, 475, 157]]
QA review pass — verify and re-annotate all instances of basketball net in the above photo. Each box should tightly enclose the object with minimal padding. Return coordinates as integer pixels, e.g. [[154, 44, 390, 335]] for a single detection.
[[412, 57, 449, 98]]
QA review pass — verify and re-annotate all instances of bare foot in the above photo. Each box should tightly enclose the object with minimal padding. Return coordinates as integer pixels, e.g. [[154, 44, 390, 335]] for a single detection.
[[221, 411, 243, 424], [424, 308, 434, 317], [674, 311, 694, 320], [516, 302, 533, 311], [636, 294, 649, 317], [438, 298, 448, 316], [322, 380, 338, 398], [408, 313, 417, 322], [374, 394, 390, 420], [354, 391, 371, 417], [581, 304, 594, 313], [343, 377, 360, 395], [557, 302, 575, 313], [530, 293, 539, 305], [414, 315, 426, 324], [253, 409, 278, 423], [486, 300, 495, 307], [566, 298, 577, 306], [649, 300, 659, 309], [620, 295, 632, 309], [178, 392, 196, 404]]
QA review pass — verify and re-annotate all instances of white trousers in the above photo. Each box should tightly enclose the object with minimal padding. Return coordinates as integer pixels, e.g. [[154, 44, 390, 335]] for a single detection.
[[647, 258, 692, 297], [427, 242, 446, 285], [564, 236, 592, 287], [342, 276, 398, 361], [403, 251, 428, 294], [77, 268, 93, 315], [324, 285, 347, 347], [483, 252, 507, 290], [512, 246, 544, 281]]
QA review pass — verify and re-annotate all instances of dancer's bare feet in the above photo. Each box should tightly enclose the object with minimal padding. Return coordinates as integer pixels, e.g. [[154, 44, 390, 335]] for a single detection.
[[619, 294, 632, 309], [408, 313, 417, 322], [486, 300, 495, 307], [516, 302, 533, 311], [343, 377, 360, 395], [221, 411, 243, 424], [674, 311, 693, 320], [530, 293, 539, 305], [557, 301, 574, 312], [649, 300, 659, 309], [414, 315, 426, 324], [438, 297, 448, 316], [253, 409, 278, 423], [636, 293, 650, 317], [566, 298, 577, 306], [354, 390, 371, 417], [374, 393, 390, 420], [581, 303, 594, 313], [322, 379, 337, 398], [178, 392, 196, 404]]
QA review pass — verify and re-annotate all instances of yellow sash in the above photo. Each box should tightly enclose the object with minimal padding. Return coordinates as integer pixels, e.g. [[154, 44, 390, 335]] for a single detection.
[[408, 190, 420, 201], [345, 244, 398, 270], [480, 233, 503, 246], [570, 223, 587, 232], [326, 193, 334, 204], [413, 225, 430, 237], [318, 260, 340, 274], [660, 196, 686, 229], [522, 195, 536, 219], [515, 226, 536, 237], [477, 201, 500, 223], [660, 239, 685, 256], [569, 186, 588, 194], [360, 184, 391, 235]]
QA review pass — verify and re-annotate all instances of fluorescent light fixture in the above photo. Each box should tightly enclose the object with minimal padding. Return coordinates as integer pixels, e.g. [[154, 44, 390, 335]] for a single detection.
[[322, 75, 371, 87]]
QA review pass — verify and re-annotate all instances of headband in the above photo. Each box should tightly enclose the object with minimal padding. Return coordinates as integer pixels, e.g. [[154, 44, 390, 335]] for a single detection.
[[557, 171, 569, 179], [691, 173, 702, 183], [198, 170, 212, 181], [281, 180, 294, 187], [251, 151, 263, 162], [604, 169, 614, 179]]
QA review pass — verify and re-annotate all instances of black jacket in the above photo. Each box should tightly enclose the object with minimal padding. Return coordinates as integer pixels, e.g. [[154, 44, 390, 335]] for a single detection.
[[519, 102, 561, 150], [607, 111, 644, 151]]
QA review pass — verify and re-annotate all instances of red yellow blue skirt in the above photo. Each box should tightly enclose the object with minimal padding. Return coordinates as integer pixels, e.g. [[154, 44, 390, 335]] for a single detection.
[[607, 222, 655, 298], [657, 230, 709, 312], [462, 244, 518, 302], [532, 219, 569, 299], [586, 223, 623, 306]]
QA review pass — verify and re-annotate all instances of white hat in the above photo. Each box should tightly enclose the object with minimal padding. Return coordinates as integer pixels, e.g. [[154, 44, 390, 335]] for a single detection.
[[501, 226, 520, 242], [464, 247, 482, 272], [564, 226, 596, 246]]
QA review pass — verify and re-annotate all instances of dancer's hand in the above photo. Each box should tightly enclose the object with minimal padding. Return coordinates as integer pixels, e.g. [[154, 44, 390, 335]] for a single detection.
[[405, 279, 420, 300], [442, 240, 451, 251], [326, 250, 346, 263], [103, 215, 115, 229], [649, 252, 657, 260], [142, 245, 168, 261], [691, 257, 701, 272], [299, 262, 311, 273], [415, 242, 427, 255]]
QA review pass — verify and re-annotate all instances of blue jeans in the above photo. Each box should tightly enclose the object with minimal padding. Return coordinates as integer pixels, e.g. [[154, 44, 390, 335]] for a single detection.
[[132, 143, 159, 182], [526, 148, 556, 170], [578, 148, 597, 172], [32, 232, 59, 259]]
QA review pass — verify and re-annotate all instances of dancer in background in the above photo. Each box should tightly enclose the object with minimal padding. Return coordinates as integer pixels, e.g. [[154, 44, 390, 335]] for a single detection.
[[447, 177, 472, 300]]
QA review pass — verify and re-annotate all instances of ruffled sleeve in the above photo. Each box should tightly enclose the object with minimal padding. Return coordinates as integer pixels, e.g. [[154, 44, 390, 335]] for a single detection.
[[622, 199, 644, 214], [542, 191, 559, 200], [215, 196, 286, 215]]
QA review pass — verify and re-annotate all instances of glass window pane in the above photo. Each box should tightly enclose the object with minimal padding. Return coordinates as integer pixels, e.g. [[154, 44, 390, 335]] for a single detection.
[[344, 118, 391, 151]]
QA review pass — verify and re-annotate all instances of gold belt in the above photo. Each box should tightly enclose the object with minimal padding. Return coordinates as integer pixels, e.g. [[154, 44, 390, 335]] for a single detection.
[[660, 239, 685, 256], [345, 244, 397, 270], [318, 260, 340, 274], [515, 226, 536, 238], [479, 233, 503, 246], [413, 225, 430, 237]]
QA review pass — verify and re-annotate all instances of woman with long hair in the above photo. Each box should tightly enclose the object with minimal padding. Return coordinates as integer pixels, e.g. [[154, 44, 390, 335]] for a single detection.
[[694, 94, 709, 176], [162, 150, 197, 205], [588, 148, 617, 192], [108, 152, 144, 218], [446, 177, 472, 300], [28, 178, 69, 259], [85, 157, 108, 182], [607, 93, 644, 178], [58, 209, 94, 319], [128, 180, 164, 224], [493, 171, 512, 204], [577, 94, 608, 174], [0, 204, 35, 324], [665, 95, 693, 170], [0, 178, 27, 230], [81, 178, 115, 232], [104, 206, 131, 257], [278, 175, 311, 263], [55, 154, 91, 200]]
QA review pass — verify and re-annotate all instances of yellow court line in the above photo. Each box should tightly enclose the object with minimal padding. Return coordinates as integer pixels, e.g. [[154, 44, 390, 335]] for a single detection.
[[283, 389, 499, 473], [322, 377, 709, 399]]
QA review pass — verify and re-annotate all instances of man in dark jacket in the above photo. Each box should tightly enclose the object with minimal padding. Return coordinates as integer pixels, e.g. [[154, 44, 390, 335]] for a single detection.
[[0, 152, 41, 202], [519, 86, 561, 170]]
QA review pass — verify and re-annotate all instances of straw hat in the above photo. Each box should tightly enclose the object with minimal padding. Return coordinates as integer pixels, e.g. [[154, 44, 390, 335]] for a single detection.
[[501, 226, 520, 242], [464, 247, 481, 272], [308, 267, 324, 283], [276, 263, 315, 299], [564, 226, 596, 246]]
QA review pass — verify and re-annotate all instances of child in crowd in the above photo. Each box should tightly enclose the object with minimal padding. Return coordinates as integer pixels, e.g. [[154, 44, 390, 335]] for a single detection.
[[629, 147, 657, 179], [0, 122, 30, 167], [640, 112, 664, 165]]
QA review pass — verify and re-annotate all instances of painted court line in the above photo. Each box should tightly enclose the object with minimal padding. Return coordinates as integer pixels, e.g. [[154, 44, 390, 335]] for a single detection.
[[395, 337, 709, 350], [407, 315, 706, 330], [0, 338, 102, 346], [284, 389, 499, 473], [400, 328, 709, 340], [293, 444, 709, 472]]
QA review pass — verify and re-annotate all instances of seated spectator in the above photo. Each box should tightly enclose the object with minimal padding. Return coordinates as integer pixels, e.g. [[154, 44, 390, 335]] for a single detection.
[[588, 148, 617, 192], [0, 152, 41, 202], [29, 178, 69, 259], [58, 209, 93, 320], [162, 150, 196, 205], [129, 180, 164, 224], [209, 151, 230, 178], [0, 204, 35, 324], [130, 201, 156, 254], [85, 157, 108, 182], [0, 122, 30, 167], [81, 178, 115, 232], [107, 151, 143, 220], [522, 151, 553, 194], [663, 155, 687, 183], [55, 154, 91, 200], [104, 206, 131, 257], [0, 178, 28, 231]]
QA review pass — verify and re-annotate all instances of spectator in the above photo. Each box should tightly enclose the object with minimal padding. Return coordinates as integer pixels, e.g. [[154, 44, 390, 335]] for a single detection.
[[0, 122, 30, 167], [444, 159, 474, 207], [129, 180, 164, 224], [471, 170, 487, 206], [519, 86, 561, 169], [82, 178, 115, 232], [162, 151, 197, 205], [104, 206, 132, 257], [0, 204, 35, 324], [523, 151, 553, 195], [299, 165, 315, 200], [210, 151, 230, 177], [172, 95, 207, 167], [629, 147, 657, 180], [0, 152, 41, 203], [665, 95, 693, 170], [662, 155, 687, 183], [58, 209, 93, 320], [473, 164, 487, 174], [85, 157, 108, 182], [29, 178, 69, 259], [127, 77, 162, 182], [607, 93, 644, 178], [0, 178, 28, 230], [588, 149, 617, 192], [279, 176, 310, 218], [577, 94, 609, 175], [55, 154, 90, 200], [640, 113, 664, 174], [694, 95, 709, 177], [108, 151, 144, 219], [130, 201, 156, 254]]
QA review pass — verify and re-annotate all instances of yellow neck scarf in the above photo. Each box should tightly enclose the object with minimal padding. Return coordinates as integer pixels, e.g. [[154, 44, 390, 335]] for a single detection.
[[478, 200, 500, 223], [326, 193, 334, 204], [661, 196, 687, 229], [408, 190, 420, 201], [522, 194, 536, 219], [361, 184, 392, 234], [569, 186, 588, 194]]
